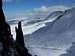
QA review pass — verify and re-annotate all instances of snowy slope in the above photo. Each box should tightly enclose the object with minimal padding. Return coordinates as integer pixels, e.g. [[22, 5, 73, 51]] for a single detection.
[[24, 7, 75, 56], [25, 7, 75, 47], [7, 6, 72, 56], [8, 8, 65, 40]]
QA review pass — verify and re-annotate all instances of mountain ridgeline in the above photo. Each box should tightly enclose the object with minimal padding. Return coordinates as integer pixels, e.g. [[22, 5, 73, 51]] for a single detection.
[[25, 7, 75, 47], [0, 0, 32, 56], [1, 0, 75, 56], [24, 6, 75, 56]]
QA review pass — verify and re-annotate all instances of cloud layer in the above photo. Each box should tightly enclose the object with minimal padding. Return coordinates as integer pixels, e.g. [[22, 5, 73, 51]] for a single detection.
[[15, 5, 70, 18]]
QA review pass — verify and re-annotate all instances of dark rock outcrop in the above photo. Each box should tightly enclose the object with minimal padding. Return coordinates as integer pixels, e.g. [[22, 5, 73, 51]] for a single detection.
[[15, 22, 25, 48], [0, 0, 13, 56], [0, 0, 32, 56], [15, 22, 32, 56]]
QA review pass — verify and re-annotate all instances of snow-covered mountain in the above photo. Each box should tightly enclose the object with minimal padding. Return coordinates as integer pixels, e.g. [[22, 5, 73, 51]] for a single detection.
[[24, 7, 75, 56], [7, 6, 75, 56], [8, 6, 66, 40]]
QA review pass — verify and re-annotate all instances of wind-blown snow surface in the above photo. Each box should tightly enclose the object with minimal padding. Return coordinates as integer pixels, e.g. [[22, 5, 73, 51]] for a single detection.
[[7, 6, 75, 56], [60, 42, 75, 56]]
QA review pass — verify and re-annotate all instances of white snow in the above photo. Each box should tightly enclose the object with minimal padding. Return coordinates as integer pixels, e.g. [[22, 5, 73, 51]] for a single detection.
[[8, 6, 74, 56]]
